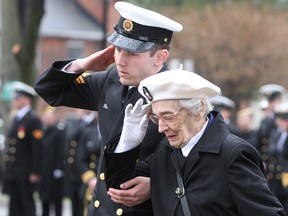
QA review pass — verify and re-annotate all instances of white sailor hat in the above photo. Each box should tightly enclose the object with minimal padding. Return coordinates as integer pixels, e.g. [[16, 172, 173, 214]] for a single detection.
[[211, 95, 235, 111], [13, 81, 36, 99], [259, 84, 285, 101], [274, 101, 288, 119], [107, 1, 183, 53], [138, 69, 221, 103]]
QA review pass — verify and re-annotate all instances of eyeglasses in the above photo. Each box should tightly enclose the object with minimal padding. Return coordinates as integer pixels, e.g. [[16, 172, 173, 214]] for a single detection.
[[149, 107, 184, 125]]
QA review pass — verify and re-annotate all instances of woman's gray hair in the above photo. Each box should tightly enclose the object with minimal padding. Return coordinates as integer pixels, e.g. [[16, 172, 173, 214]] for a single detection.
[[179, 97, 213, 116]]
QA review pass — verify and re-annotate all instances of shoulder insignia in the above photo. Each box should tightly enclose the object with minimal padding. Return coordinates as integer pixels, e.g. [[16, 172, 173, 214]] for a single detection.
[[33, 129, 43, 140]]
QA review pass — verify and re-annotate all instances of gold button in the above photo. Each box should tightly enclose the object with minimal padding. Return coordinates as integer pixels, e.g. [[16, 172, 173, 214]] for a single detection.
[[276, 165, 282, 171], [268, 164, 275, 171], [262, 154, 268, 161], [91, 154, 97, 160], [266, 173, 273, 181], [116, 208, 123, 215], [71, 140, 77, 147], [276, 173, 282, 180], [261, 145, 268, 152], [94, 200, 100, 208], [89, 162, 96, 169], [9, 147, 16, 154], [261, 138, 267, 144], [100, 173, 105, 180], [67, 157, 74, 164], [10, 138, 17, 145], [69, 149, 76, 155]]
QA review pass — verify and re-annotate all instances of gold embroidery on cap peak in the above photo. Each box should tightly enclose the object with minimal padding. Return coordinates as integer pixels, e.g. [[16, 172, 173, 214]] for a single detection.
[[123, 19, 133, 32]]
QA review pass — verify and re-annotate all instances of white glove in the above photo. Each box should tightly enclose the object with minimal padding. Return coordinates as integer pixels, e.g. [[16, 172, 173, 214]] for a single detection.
[[115, 98, 150, 153]]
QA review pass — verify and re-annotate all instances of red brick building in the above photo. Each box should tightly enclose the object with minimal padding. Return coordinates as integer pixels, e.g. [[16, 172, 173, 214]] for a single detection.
[[36, 0, 119, 113], [38, 0, 119, 72]]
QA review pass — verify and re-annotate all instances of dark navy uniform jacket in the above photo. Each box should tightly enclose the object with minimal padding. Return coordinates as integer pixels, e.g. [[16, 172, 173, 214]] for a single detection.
[[39, 122, 66, 202], [3, 109, 43, 183], [105, 111, 286, 216], [34, 61, 165, 216]]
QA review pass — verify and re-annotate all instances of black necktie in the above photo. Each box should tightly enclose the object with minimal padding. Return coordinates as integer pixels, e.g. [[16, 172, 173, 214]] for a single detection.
[[122, 87, 137, 107]]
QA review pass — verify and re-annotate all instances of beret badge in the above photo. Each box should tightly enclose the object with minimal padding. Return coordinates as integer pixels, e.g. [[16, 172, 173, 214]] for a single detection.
[[143, 86, 153, 101], [123, 19, 133, 32]]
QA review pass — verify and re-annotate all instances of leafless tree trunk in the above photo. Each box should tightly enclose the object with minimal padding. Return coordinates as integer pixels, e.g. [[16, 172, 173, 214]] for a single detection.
[[1, 0, 44, 85]]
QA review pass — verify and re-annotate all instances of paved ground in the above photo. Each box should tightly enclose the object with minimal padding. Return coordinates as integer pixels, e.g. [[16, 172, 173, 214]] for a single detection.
[[0, 191, 72, 216]]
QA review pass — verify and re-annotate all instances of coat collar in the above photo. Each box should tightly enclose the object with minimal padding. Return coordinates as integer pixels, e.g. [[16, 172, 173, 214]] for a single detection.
[[168, 111, 229, 178], [166, 111, 229, 153], [196, 111, 229, 154]]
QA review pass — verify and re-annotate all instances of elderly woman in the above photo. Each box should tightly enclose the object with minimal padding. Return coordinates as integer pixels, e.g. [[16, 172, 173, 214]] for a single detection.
[[105, 69, 285, 216]]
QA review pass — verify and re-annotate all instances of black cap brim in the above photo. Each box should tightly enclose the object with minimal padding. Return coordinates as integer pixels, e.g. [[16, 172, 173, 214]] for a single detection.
[[107, 31, 157, 53]]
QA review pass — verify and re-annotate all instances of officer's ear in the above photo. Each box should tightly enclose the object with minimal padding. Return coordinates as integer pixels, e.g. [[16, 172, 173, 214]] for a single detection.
[[154, 49, 169, 67]]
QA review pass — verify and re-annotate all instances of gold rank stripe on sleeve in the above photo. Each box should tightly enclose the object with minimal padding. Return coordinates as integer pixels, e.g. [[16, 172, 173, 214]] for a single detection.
[[75, 75, 85, 84], [75, 72, 91, 85]]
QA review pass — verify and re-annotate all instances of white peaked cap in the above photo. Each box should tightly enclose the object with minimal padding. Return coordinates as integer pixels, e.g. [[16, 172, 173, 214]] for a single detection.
[[13, 81, 36, 98], [259, 84, 285, 95], [138, 69, 221, 103], [115, 2, 183, 32], [210, 95, 235, 110], [107, 1, 183, 52]]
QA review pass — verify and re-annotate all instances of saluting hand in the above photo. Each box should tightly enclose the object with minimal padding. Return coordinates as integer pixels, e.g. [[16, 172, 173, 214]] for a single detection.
[[115, 98, 150, 153], [66, 45, 115, 72]]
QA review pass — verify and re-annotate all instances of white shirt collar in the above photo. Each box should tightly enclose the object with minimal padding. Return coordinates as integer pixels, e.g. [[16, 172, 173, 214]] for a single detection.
[[181, 118, 209, 157], [16, 105, 31, 120]]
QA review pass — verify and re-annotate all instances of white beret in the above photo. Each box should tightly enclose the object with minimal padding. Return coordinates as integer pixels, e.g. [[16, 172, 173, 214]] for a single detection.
[[138, 69, 221, 103], [107, 1, 182, 52]]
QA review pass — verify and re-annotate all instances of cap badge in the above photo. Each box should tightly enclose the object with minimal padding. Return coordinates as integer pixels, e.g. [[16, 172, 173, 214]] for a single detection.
[[123, 19, 133, 32], [143, 86, 153, 101]]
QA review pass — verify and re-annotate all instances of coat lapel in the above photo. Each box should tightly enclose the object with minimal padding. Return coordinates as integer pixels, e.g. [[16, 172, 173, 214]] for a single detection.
[[183, 112, 229, 181], [183, 148, 200, 180]]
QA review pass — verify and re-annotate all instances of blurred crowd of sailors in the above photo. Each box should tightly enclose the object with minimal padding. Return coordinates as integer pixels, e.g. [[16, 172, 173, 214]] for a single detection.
[[0, 81, 288, 215]]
